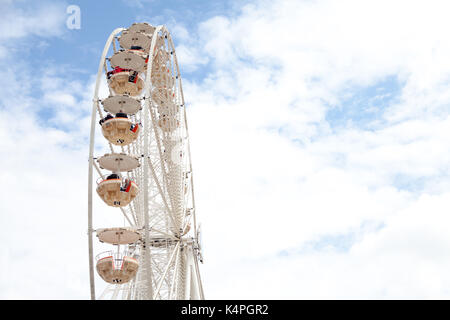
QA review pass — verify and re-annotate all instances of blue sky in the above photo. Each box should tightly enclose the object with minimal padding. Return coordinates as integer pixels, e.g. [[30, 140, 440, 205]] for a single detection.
[[2, 0, 450, 299], [26, 1, 242, 80]]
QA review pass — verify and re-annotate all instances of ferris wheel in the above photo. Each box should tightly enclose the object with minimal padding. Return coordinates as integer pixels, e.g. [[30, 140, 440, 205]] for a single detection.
[[87, 22, 204, 300]]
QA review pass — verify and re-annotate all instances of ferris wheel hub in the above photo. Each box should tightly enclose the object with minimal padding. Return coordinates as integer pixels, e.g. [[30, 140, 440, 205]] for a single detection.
[[108, 69, 145, 97], [101, 117, 140, 146], [96, 178, 139, 207]]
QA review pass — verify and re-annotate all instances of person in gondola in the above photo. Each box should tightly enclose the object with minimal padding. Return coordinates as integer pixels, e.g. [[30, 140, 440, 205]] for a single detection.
[[120, 178, 131, 192], [106, 173, 120, 180], [107, 66, 130, 79], [99, 113, 113, 125], [130, 122, 139, 133], [128, 70, 139, 84]]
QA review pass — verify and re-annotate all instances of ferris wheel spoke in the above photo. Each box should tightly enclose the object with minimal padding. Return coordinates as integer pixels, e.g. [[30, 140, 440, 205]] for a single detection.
[[119, 206, 136, 226], [147, 103, 173, 197], [169, 248, 180, 299], [92, 160, 105, 180], [149, 255, 172, 299], [121, 282, 130, 300], [98, 284, 112, 300], [127, 202, 139, 225], [146, 154, 180, 232], [171, 241, 188, 299], [149, 227, 179, 240], [111, 284, 121, 300]]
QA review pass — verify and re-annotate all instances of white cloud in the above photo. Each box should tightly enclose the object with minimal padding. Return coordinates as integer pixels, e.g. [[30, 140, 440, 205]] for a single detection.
[[177, 0, 450, 298], [0, 1, 67, 40], [174, 43, 209, 73]]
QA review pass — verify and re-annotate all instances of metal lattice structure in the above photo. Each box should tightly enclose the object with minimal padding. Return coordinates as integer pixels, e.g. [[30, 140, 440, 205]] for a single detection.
[[87, 23, 204, 300]]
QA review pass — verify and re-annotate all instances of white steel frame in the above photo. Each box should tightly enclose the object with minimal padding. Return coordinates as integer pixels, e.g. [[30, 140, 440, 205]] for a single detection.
[[87, 25, 204, 300]]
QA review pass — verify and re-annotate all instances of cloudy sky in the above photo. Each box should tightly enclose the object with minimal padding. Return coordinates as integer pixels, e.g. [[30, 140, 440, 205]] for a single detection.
[[1, 0, 450, 299]]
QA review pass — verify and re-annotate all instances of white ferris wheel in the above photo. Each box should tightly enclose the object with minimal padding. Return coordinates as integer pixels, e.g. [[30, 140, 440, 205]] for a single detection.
[[87, 22, 204, 300]]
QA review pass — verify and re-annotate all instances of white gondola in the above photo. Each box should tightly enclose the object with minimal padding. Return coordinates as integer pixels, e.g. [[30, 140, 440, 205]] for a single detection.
[[102, 95, 142, 115], [128, 22, 156, 35], [96, 227, 141, 245], [97, 153, 140, 172], [107, 68, 144, 97], [96, 251, 139, 284], [96, 176, 139, 207]]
